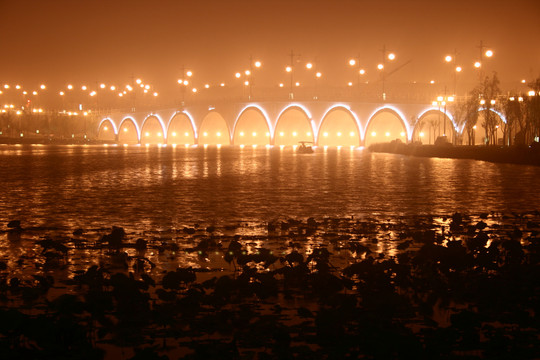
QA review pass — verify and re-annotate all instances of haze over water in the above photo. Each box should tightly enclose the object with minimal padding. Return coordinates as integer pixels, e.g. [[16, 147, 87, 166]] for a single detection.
[[1, 145, 539, 232]]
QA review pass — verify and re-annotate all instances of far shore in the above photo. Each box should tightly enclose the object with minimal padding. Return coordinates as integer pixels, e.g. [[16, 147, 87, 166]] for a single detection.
[[369, 142, 540, 167], [0, 136, 111, 145]]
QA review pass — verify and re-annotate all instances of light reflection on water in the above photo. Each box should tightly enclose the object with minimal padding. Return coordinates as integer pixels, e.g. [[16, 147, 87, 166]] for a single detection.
[[0, 144, 539, 232]]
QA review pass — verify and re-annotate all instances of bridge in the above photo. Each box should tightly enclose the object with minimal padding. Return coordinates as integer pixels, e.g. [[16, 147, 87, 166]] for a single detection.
[[97, 99, 505, 147]]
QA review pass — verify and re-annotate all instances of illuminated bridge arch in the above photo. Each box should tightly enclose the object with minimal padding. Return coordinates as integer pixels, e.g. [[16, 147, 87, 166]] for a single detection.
[[274, 104, 314, 146], [364, 106, 409, 147], [97, 118, 117, 141], [317, 105, 362, 147], [479, 107, 507, 124], [199, 111, 230, 145], [232, 105, 272, 145], [413, 107, 457, 144], [140, 114, 166, 144], [474, 107, 507, 145], [118, 117, 140, 144], [167, 110, 197, 145]]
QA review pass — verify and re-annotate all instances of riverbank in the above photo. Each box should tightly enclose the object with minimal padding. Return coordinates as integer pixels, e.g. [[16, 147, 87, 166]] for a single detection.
[[1, 212, 539, 359], [369, 142, 540, 166]]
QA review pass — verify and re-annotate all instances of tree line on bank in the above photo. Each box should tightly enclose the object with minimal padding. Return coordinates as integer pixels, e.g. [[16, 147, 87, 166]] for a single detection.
[[451, 74, 540, 146]]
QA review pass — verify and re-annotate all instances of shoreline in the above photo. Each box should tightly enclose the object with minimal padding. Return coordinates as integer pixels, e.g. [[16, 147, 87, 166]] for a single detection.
[[369, 142, 540, 166]]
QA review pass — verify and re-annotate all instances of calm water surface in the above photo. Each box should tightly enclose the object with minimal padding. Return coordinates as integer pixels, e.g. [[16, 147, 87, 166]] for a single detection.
[[1, 144, 539, 231]]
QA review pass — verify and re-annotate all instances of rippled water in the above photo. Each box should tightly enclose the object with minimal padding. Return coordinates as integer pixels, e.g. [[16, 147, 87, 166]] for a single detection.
[[1, 144, 539, 231]]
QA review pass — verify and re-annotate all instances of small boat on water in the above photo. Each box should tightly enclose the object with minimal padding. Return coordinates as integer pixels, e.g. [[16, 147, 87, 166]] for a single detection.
[[297, 141, 314, 154]]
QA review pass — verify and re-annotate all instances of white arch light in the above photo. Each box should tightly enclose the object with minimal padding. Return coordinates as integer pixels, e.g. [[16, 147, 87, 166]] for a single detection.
[[318, 104, 363, 143], [275, 104, 315, 141], [232, 104, 273, 143], [118, 117, 141, 142], [366, 105, 411, 141], [479, 107, 507, 124], [416, 107, 458, 132], [168, 110, 198, 141], [142, 114, 167, 140], [98, 118, 118, 135]]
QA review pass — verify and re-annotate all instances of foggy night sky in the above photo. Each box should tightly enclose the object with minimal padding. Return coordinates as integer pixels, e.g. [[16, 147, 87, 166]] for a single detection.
[[0, 0, 539, 94]]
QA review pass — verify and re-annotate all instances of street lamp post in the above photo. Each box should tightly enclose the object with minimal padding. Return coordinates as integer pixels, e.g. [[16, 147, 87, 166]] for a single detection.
[[177, 66, 193, 108], [432, 87, 455, 143], [379, 45, 395, 101], [286, 50, 300, 100], [348, 56, 366, 99], [247, 56, 262, 101], [444, 50, 461, 96], [475, 40, 493, 79]]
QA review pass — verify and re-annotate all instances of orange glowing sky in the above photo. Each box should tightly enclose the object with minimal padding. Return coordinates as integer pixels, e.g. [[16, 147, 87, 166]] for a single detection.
[[1, 0, 539, 95]]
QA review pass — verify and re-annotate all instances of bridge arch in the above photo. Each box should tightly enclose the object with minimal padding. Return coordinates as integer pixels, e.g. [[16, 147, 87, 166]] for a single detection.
[[199, 111, 230, 145], [317, 105, 362, 147], [473, 107, 507, 145], [167, 111, 197, 145], [413, 107, 457, 144], [232, 105, 272, 145], [97, 118, 117, 141], [274, 104, 314, 146], [140, 114, 166, 144], [364, 106, 409, 147], [118, 117, 140, 144]]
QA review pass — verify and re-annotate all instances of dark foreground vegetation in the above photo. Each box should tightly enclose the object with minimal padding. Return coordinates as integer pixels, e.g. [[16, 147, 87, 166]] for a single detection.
[[370, 142, 540, 167], [1, 212, 540, 359]]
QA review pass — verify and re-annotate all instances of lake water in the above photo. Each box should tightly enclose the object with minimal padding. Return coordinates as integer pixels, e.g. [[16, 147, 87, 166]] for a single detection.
[[1, 144, 539, 232]]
